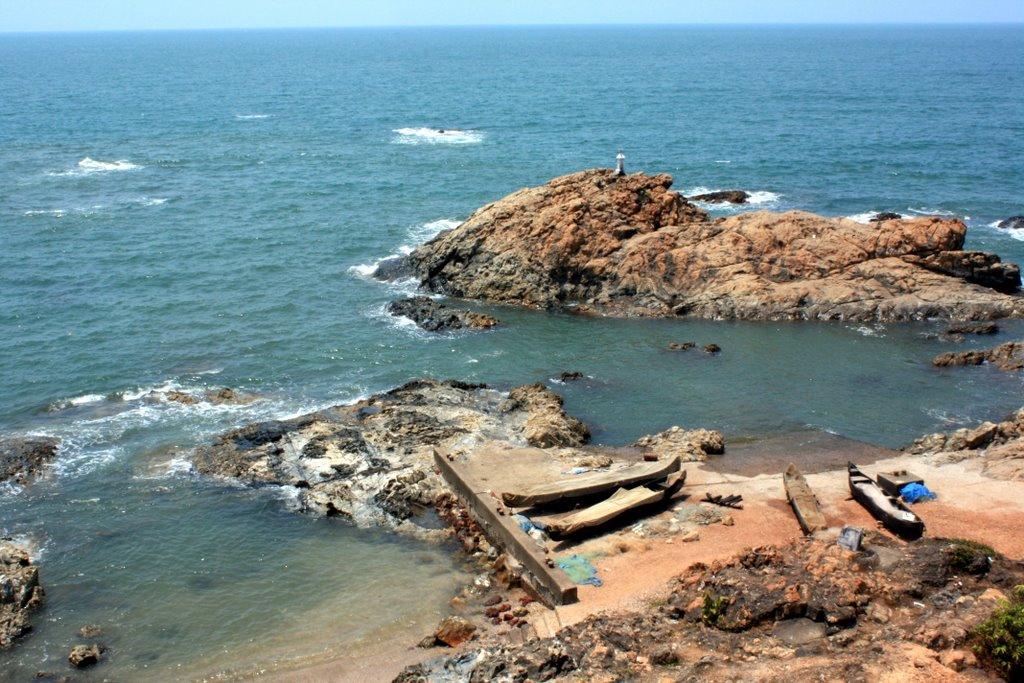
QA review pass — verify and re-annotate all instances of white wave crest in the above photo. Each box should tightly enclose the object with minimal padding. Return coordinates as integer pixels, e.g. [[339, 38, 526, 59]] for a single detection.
[[745, 190, 780, 205], [24, 209, 67, 217], [686, 186, 780, 210], [47, 393, 106, 411], [392, 127, 484, 145], [845, 211, 910, 225], [49, 157, 142, 177], [906, 207, 957, 217], [235, 113, 272, 120], [349, 218, 461, 282], [985, 220, 1024, 241]]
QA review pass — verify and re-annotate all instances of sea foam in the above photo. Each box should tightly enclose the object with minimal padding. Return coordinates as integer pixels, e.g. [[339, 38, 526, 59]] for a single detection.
[[349, 218, 460, 281], [392, 127, 484, 145], [687, 186, 780, 210], [235, 113, 272, 120], [49, 157, 142, 177]]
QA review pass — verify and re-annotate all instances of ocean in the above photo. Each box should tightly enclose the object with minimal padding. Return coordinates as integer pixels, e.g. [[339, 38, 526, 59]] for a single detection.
[[1, 25, 1023, 679]]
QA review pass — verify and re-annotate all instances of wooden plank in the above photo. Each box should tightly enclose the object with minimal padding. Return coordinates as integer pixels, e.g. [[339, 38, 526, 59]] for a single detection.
[[500, 455, 681, 507], [783, 463, 827, 535], [433, 449, 578, 607], [547, 470, 686, 537]]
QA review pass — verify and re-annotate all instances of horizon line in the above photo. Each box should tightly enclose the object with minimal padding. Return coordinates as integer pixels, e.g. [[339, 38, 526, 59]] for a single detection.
[[3, 20, 1024, 36]]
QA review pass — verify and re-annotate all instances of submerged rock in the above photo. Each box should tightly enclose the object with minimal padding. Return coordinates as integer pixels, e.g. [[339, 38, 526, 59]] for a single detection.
[[932, 340, 1024, 372], [997, 215, 1024, 230], [0, 437, 59, 486], [191, 379, 589, 532], [0, 539, 44, 649], [688, 189, 750, 204], [944, 321, 999, 336], [386, 296, 500, 332], [381, 169, 1022, 322], [68, 643, 105, 668]]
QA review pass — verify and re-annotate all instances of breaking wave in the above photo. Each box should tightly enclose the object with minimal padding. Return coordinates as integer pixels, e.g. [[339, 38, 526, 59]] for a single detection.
[[48, 157, 142, 177], [985, 220, 1024, 242], [235, 113, 272, 120], [845, 211, 910, 225], [24, 197, 168, 217], [686, 186, 781, 211], [391, 127, 484, 145], [349, 218, 460, 282]]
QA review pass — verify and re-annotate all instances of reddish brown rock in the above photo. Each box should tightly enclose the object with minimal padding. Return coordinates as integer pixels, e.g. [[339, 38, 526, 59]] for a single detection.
[[0, 437, 59, 486], [68, 643, 105, 668], [933, 340, 1024, 372], [434, 615, 476, 647], [381, 169, 1022, 322], [907, 408, 1024, 481]]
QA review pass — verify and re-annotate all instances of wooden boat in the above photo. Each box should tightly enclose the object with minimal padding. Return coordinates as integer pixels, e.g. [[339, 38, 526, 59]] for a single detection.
[[546, 471, 686, 537], [848, 463, 924, 540], [501, 455, 681, 508], [783, 463, 827, 535]]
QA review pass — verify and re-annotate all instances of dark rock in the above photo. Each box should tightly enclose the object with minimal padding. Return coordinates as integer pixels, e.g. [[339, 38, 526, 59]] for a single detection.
[[372, 255, 414, 281], [906, 250, 1021, 294], [869, 212, 903, 222], [689, 190, 750, 204], [945, 322, 999, 336], [1, 437, 60, 486], [68, 644, 105, 668], [386, 296, 500, 332], [557, 371, 584, 381], [668, 341, 696, 350], [997, 216, 1024, 230], [704, 343, 721, 354]]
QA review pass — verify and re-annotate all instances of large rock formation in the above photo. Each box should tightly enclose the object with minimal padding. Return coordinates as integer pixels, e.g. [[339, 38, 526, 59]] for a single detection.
[[0, 539, 44, 648], [376, 170, 1022, 322], [191, 380, 589, 533], [397, 535, 1023, 681], [907, 409, 1024, 481], [1, 437, 59, 486]]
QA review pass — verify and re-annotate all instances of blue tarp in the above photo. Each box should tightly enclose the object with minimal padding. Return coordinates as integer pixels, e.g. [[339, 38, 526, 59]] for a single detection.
[[900, 482, 937, 503], [556, 554, 603, 587]]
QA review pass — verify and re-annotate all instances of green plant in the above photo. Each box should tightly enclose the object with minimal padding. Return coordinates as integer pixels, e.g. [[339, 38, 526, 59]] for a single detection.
[[972, 585, 1024, 679], [947, 538, 998, 572], [701, 592, 729, 627]]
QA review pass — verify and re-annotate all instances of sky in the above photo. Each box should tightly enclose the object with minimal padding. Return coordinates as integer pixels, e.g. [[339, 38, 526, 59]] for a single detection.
[[2, 0, 1023, 33]]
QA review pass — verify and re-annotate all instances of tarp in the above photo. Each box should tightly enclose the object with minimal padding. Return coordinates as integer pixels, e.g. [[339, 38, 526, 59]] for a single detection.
[[900, 482, 937, 504], [556, 554, 603, 587]]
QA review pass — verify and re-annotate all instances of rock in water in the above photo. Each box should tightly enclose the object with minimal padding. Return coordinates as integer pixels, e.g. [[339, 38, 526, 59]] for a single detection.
[[945, 321, 998, 336], [385, 296, 499, 332], [933, 341, 1024, 372], [869, 212, 903, 222], [68, 643, 105, 668], [0, 437, 59, 486], [688, 190, 750, 204], [389, 169, 1022, 322], [0, 539, 44, 648], [191, 379, 588, 532], [997, 215, 1024, 230]]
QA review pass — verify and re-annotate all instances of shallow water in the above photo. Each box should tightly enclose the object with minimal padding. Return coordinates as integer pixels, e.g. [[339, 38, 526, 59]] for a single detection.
[[2, 24, 1023, 680]]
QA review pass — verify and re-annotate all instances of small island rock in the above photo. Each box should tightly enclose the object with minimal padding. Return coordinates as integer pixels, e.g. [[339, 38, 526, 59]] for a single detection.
[[386, 296, 500, 332]]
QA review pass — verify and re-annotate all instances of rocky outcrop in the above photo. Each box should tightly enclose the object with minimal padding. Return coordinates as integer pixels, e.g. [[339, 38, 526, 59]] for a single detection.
[[0, 539, 43, 648], [152, 387, 256, 406], [1, 437, 59, 486], [933, 340, 1024, 371], [377, 170, 1023, 322], [397, 536, 1023, 681], [997, 216, 1024, 230], [385, 296, 499, 332], [945, 321, 998, 336], [632, 426, 725, 462], [688, 190, 749, 204], [68, 643, 105, 668], [191, 379, 589, 533], [907, 409, 1024, 481]]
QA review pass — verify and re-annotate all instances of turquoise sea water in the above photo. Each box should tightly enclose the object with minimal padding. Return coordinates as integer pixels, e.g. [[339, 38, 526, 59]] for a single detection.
[[2, 25, 1023, 679]]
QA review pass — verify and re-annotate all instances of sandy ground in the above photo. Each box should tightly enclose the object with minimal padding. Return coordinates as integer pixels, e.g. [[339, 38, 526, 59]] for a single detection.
[[268, 435, 1024, 680]]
